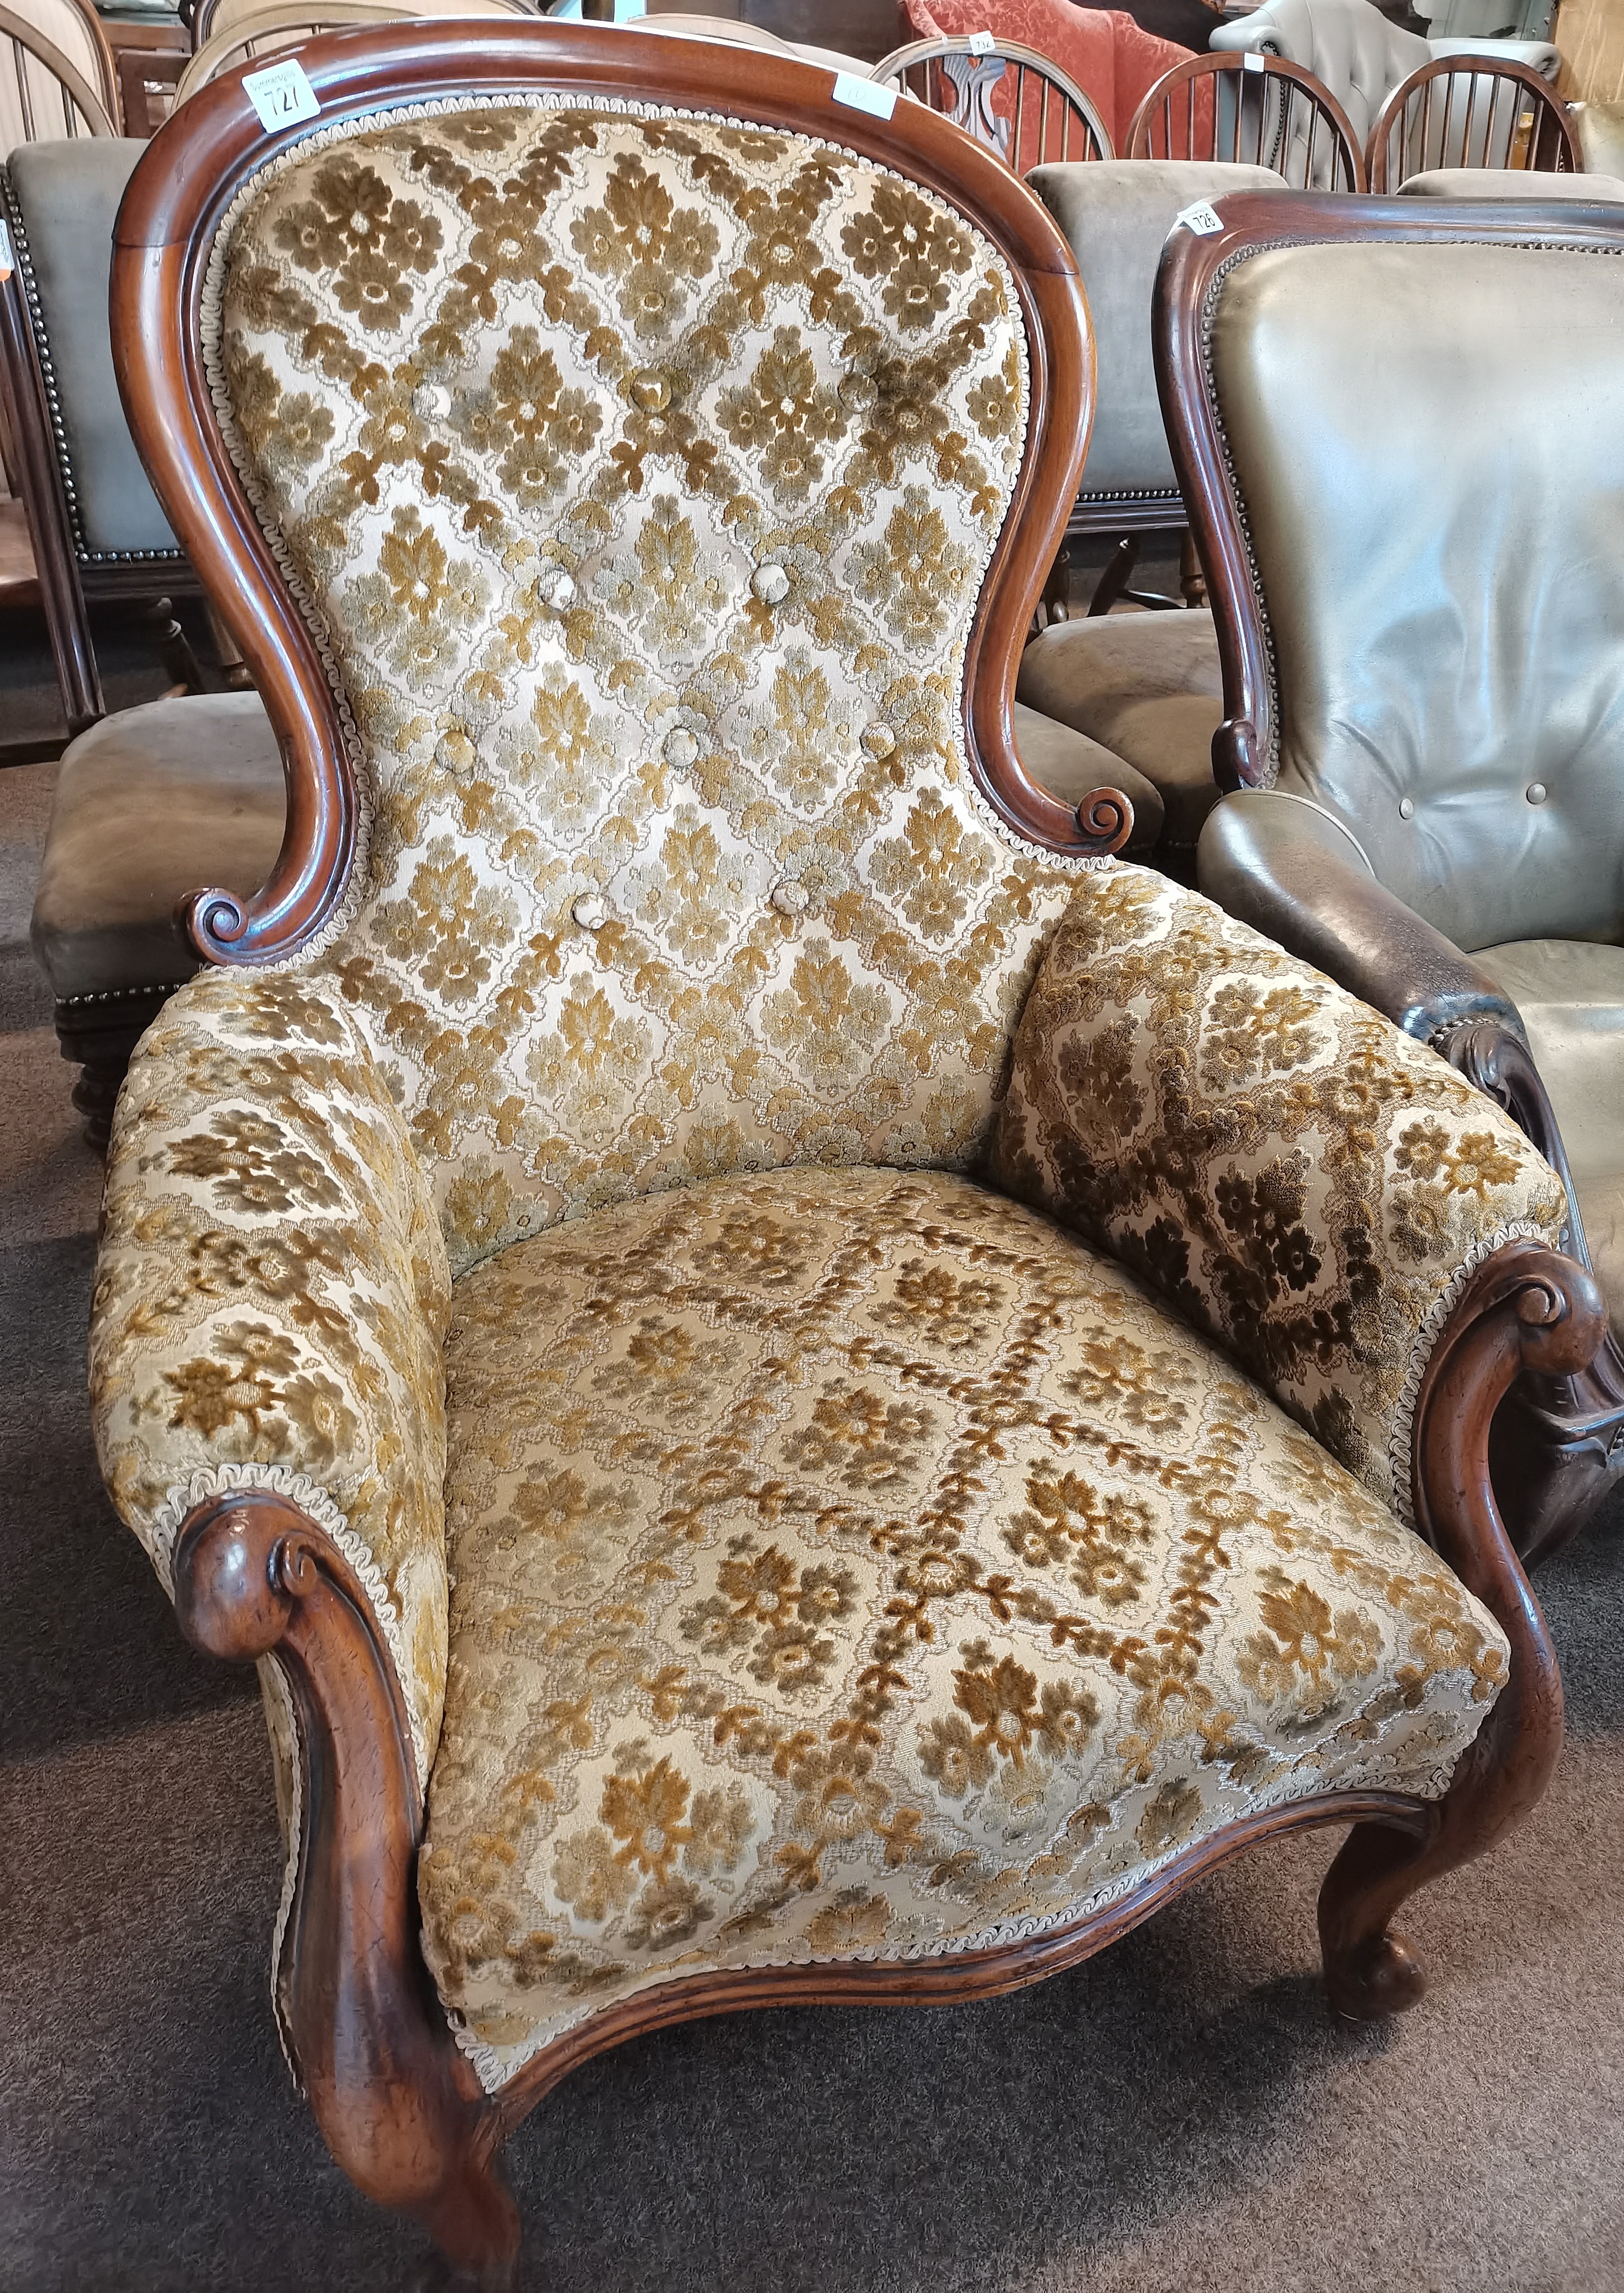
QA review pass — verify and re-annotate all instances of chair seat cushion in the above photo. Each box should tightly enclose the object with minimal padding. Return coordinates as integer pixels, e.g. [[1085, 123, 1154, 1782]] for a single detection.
[[1477, 937, 1624, 1342], [1397, 168, 1624, 200], [1016, 611, 1223, 854], [1013, 701, 1164, 856], [421, 1164, 1507, 2089], [30, 693, 285, 1001]]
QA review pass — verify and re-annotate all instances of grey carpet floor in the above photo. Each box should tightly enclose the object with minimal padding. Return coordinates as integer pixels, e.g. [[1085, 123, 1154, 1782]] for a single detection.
[[4, 757, 1624, 2293]]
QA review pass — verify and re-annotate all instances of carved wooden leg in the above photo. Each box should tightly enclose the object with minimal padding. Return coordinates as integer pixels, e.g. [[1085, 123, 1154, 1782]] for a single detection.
[[53, 986, 177, 1149], [1178, 528, 1207, 609], [1319, 1243, 1604, 2017], [174, 1493, 520, 2288], [145, 596, 206, 696]]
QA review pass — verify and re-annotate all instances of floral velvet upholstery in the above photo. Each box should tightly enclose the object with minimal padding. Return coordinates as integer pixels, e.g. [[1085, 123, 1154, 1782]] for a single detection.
[[89, 94, 1570, 2097], [213, 101, 1085, 1266], [423, 1161, 1511, 2085]]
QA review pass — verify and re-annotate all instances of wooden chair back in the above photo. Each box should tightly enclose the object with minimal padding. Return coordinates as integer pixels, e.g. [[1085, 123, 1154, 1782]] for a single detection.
[[0, 0, 117, 148], [1127, 50, 1364, 191], [1368, 56, 1576, 192], [177, 0, 530, 98], [872, 34, 1113, 171]]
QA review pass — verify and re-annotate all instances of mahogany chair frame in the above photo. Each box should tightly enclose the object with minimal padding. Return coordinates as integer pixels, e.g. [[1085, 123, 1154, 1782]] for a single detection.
[[1367, 54, 1576, 193], [110, 35, 1601, 2282], [871, 33, 1114, 170], [1155, 188, 1624, 1562], [1127, 49, 1366, 192]]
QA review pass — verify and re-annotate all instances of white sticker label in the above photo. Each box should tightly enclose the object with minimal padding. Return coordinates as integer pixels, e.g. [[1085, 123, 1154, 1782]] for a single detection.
[[1175, 200, 1225, 235], [0, 219, 13, 279], [966, 28, 996, 51], [1242, 46, 1266, 69], [832, 70, 898, 119], [241, 55, 320, 133]]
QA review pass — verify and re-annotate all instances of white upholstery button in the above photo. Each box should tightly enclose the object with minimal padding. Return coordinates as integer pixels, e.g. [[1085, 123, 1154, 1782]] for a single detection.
[[541, 571, 576, 611], [771, 880, 811, 916], [571, 894, 608, 930], [862, 723, 896, 758], [751, 563, 790, 607], [663, 726, 699, 770], [412, 383, 448, 419], [839, 371, 876, 409], [1398, 797, 1415, 820], [1527, 782, 1548, 806], [630, 369, 670, 412]]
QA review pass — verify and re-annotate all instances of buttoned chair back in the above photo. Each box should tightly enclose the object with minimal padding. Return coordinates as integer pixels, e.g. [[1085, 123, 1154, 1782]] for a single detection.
[[1127, 51, 1365, 191], [1368, 55, 1575, 189], [1166, 195, 1624, 955], [1209, 0, 1559, 151], [176, 0, 533, 101], [872, 35, 1113, 169], [121, 18, 1108, 1258], [0, 0, 117, 148]]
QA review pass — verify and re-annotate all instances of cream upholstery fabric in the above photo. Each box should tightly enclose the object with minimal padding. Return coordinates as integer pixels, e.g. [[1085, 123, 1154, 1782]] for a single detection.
[[208, 101, 1086, 1273], [1397, 167, 1624, 198], [988, 873, 1569, 1511], [91, 967, 454, 1774], [423, 1162, 1509, 2085]]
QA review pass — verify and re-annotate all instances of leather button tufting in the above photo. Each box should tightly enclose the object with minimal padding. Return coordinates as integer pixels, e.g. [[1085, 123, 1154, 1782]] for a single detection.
[[1398, 797, 1415, 820], [663, 726, 699, 770], [751, 564, 790, 606], [1527, 783, 1548, 806], [570, 894, 608, 930]]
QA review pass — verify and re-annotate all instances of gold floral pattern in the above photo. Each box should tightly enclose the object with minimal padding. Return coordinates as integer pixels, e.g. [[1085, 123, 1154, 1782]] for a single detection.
[[208, 102, 1073, 1272], [89, 968, 452, 1771], [986, 875, 1570, 1516], [420, 1166, 1509, 2084]]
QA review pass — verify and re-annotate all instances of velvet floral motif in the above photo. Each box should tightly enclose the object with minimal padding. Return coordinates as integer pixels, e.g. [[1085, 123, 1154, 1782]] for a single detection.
[[986, 873, 1570, 1516], [211, 101, 1085, 1275], [89, 968, 452, 1772], [420, 1165, 1509, 2087]]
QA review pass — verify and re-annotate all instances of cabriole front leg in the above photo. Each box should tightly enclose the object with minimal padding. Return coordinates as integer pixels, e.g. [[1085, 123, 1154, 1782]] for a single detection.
[[172, 1492, 519, 2289], [1318, 1244, 1604, 2018]]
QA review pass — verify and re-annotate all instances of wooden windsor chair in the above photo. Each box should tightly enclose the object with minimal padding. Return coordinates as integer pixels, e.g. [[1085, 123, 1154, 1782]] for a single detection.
[[1368, 55, 1575, 192], [1128, 48, 1365, 191], [872, 33, 1114, 171]]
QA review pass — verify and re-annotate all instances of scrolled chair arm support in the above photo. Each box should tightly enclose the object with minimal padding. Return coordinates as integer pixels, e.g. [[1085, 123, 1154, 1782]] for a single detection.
[[174, 1491, 519, 2286], [1317, 1241, 1604, 2015]]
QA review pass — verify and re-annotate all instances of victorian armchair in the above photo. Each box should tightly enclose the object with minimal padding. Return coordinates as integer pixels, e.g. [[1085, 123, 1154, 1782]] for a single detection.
[[1165, 192, 1624, 1561], [93, 31, 1604, 2283]]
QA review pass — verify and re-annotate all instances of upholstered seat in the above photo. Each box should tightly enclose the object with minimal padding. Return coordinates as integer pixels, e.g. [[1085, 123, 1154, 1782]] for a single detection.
[[1397, 167, 1624, 198], [426, 1160, 1506, 2079], [29, 692, 284, 1141], [1018, 607, 1222, 860]]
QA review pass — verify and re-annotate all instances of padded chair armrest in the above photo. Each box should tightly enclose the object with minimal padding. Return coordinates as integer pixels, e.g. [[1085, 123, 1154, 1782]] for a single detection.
[[89, 965, 452, 1777], [986, 863, 1570, 1520], [1196, 788, 1519, 1046]]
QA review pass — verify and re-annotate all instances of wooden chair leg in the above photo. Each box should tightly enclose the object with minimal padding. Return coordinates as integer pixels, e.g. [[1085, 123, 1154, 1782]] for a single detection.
[[145, 596, 205, 696], [1086, 532, 1139, 617], [1179, 528, 1207, 608], [1319, 1242, 1601, 2016], [53, 985, 176, 1148]]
